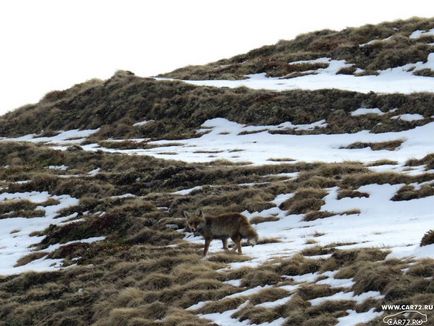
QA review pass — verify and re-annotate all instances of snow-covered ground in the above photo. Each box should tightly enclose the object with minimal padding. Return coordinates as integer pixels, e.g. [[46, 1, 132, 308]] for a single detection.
[[181, 68, 434, 94], [185, 183, 434, 268], [351, 107, 384, 117], [3, 117, 432, 167], [0, 191, 103, 275], [0, 128, 99, 145], [392, 113, 425, 121], [191, 258, 385, 326], [80, 118, 434, 166], [185, 182, 434, 325], [167, 53, 434, 94], [1, 46, 433, 324], [410, 28, 434, 39]]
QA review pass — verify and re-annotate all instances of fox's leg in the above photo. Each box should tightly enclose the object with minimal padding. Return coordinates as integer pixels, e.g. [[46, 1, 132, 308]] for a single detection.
[[236, 239, 242, 254], [231, 235, 242, 254], [222, 238, 228, 250], [203, 239, 211, 256]]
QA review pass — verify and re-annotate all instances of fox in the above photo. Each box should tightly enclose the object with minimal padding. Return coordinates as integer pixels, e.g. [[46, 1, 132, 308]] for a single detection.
[[184, 210, 259, 256]]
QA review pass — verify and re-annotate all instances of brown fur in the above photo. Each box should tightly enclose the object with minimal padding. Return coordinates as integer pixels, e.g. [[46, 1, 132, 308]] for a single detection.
[[184, 211, 259, 256]]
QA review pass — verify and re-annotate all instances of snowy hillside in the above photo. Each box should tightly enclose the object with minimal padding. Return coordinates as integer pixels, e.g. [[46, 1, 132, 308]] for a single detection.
[[179, 54, 434, 94], [0, 17, 433, 326]]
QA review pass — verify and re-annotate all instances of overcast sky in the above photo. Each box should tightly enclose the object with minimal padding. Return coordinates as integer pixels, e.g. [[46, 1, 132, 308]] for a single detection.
[[1, 0, 434, 115]]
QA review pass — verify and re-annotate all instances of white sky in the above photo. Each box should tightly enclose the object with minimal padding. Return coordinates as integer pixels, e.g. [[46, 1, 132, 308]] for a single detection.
[[1, 0, 434, 115]]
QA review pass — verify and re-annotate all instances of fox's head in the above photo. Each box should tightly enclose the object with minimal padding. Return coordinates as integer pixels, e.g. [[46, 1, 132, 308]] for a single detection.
[[183, 210, 205, 233]]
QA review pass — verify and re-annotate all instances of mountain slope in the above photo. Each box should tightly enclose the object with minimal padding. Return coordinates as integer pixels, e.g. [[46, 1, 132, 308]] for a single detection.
[[0, 17, 433, 326], [161, 17, 434, 80], [1, 71, 434, 140]]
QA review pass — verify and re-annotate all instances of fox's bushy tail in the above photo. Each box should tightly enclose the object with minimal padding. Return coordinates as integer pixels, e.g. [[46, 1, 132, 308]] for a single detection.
[[239, 216, 259, 246]]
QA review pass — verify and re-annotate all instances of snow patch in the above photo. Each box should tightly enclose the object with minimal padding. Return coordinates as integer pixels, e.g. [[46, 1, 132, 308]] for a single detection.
[[351, 107, 384, 116], [225, 285, 272, 299], [309, 290, 383, 306], [48, 165, 68, 171], [337, 308, 382, 326], [224, 279, 242, 287], [0, 191, 80, 275], [256, 295, 293, 309], [410, 28, 434, 39], [133, 119, 153, 127], [172, 186, 203, 195], [85, 118, 434, 165], [288, 57, 353, 75], [185, 182, 434, 270], [0, 129, 99, 145], [392, 113, 425, 121], [175, 63, 434, 94], [88, 168, 101, 176]]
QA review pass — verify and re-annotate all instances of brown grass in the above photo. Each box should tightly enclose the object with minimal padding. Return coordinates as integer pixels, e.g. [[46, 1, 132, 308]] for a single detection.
[[306, 300, 355, 317], [368, 159, 398, 166], [249, 287, 290, 305], [337, 189, 369, 199], [296, 284, 338, 301], [301, 246, 334, 257], [207, 253, 251, 264], [232, 303, 280, 324], [250, 215, 280, 224], [420, 230, 434, 247], [279, 188, 327, 214], [1, 136, 433, 325], [162, 17, 434, 80], [198, 297, 245, 314], [407, 153, 434, 169], [341, 139, 403, 151], [392, 184, 434, 201], [303, 211, 335, 221], [275, 254, 322, 276], [0, 199, 40, 214], [14, 252, 47, 267], [241, 270, 283, 287]]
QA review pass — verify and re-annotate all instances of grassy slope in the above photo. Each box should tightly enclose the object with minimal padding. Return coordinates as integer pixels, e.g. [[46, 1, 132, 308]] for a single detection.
[[0, 17, 434, 326], [1, 72, 434, 141], [0, 143, 433, 325], [161, 17, 434, 80]]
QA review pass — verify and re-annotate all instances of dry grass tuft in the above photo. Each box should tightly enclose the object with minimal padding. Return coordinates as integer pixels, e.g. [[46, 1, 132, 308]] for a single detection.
[[241, 270, 283, 287], [249, 287, 291, 305], [250, 215, 280, 224], [275, 254, 322, 276], [207, 253, 251, 263], [232, 302, 281, 324], [341, 139, 403, 151], [14, 252, 47, 267], [296, 284, 338, 301], [420, 230, 434, 247], [279, 188, 327, 214], [304, 211, 335, 221], [198, 297, 245, 314], [337, 189, 369, 199], [392, 184, 434, 201]]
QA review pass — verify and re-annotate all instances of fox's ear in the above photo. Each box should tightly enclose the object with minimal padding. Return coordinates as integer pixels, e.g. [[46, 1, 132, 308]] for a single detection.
[[198, 210, 205, 218], [183, 211, 191, 219]]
